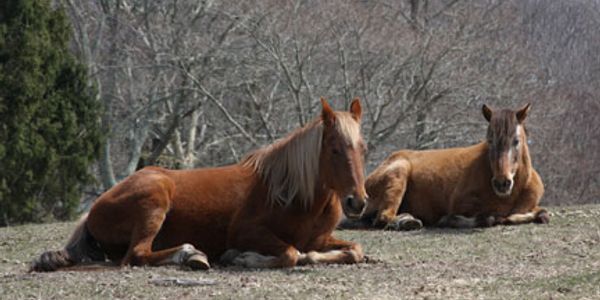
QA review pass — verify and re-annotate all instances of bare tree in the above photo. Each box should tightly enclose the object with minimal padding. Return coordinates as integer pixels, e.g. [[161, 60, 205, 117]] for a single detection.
[[62, 0, 599, 205]]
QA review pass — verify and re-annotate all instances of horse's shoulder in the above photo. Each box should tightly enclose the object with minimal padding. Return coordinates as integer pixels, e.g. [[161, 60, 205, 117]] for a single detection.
[[524, 168, 544, 196]]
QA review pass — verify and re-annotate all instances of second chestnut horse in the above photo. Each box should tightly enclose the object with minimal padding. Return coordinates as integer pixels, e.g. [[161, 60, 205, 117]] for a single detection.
[[32, 98, 368, 271], [341, 104, 549, 230]]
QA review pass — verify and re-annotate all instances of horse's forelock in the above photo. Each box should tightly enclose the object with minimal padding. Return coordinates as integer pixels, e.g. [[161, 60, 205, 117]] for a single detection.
[[488, 109, 520, 148], [335, 112, 362, 148]]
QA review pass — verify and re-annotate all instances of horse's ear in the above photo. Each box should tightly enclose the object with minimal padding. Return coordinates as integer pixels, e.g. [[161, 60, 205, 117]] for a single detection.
[[516, 103, 531, 123], [321, 97, 336, 127], [349, 97, 362, 122], [482, 104, 493, 122]]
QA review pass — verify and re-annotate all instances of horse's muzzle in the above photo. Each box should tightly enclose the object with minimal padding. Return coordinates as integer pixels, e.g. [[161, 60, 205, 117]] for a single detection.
[[492, 178, 513, 197], [343, 195, 368, 219]]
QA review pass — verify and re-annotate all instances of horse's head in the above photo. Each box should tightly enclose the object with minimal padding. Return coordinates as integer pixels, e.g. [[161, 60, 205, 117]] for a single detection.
[[482, 103, 531, 197], [320, 98, 368, 218]]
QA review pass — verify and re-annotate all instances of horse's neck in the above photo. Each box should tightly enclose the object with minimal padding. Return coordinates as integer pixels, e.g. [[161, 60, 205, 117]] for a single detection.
[[268, 175, 330, 214], [313, 182, 337, 212], [516, 142, 533, 186]]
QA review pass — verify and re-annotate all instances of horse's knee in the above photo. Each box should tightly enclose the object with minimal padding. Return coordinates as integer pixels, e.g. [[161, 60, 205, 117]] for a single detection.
[[123, 242, 154, 266], [374, 211, 396, 227], [279, 248, 299, 267], [126, 249, 151, 266]]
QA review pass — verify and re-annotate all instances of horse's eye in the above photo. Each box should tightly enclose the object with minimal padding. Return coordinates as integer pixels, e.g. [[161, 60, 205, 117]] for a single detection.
[[513, 139, 519, 147], [332, 148, 341, 155]]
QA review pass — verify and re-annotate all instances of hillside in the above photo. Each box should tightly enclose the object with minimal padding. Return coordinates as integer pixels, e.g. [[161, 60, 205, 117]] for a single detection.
[[1, 205, 599, 299]]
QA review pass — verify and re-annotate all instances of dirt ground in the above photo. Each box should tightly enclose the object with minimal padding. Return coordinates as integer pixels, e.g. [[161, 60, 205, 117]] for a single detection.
[[1, 205, 599, 299]]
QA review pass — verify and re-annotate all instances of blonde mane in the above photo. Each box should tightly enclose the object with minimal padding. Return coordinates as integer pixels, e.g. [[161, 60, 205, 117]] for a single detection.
[[242, 113, 360, 209]]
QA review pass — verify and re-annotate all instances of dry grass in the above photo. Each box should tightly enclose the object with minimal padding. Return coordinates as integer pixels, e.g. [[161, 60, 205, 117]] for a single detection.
[[1, 205, 599, 299]]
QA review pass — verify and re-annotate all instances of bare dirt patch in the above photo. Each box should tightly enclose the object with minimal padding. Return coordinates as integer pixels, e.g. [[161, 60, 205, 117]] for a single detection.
[[1, 205, 599, 299]]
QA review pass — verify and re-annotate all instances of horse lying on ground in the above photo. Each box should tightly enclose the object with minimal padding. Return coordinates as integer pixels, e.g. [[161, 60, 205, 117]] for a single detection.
[[340, 104, 549, 230], [32, 98, 369, 271]]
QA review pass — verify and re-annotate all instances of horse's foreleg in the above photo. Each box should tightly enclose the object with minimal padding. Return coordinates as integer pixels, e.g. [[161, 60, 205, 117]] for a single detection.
[[150, 244, 210, 270], [502, 173, 547, 225], [224, 246, 299, 268], [224, 227, 300, 268], [372, 162, 411, 228], [502, 206, 549, 225], [440, 207, 549, 228], [298, 236, 364, 265], [502, 181, 548, 225], [123, 236, 209, 270]]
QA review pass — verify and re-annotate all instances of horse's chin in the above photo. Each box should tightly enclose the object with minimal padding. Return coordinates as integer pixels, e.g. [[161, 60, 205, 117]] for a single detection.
[[342, 205, 364, 219], [344, 212, 362, 220], [492, 188, 512, 198]]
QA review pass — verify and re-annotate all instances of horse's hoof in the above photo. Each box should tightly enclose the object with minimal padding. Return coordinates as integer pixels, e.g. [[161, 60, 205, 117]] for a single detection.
[[535, 210, 550, 224], [219, 249, 241, 265], [384, 214, 423, 231], [185, 254, 210, 270], [400, 218, 423, 230], [476, 214, 497, 227]]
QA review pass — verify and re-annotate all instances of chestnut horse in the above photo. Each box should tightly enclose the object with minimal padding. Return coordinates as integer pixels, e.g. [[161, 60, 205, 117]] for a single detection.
[[340, 104, 549, 230], [32, 98, 368, 271]]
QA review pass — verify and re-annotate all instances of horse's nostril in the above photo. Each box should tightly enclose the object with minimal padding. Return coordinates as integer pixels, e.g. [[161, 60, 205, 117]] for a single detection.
[[345, 196, 354, 208], [357, 200, 366, 211], [493, 179, 512, 191]]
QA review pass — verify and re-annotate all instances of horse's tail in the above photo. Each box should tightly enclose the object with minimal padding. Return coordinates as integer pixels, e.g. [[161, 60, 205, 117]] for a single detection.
[[30, 213, 105, 272]]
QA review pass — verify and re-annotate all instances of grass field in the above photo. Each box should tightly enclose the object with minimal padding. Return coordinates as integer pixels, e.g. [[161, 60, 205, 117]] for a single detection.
[[1, 205, 599, 299]]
